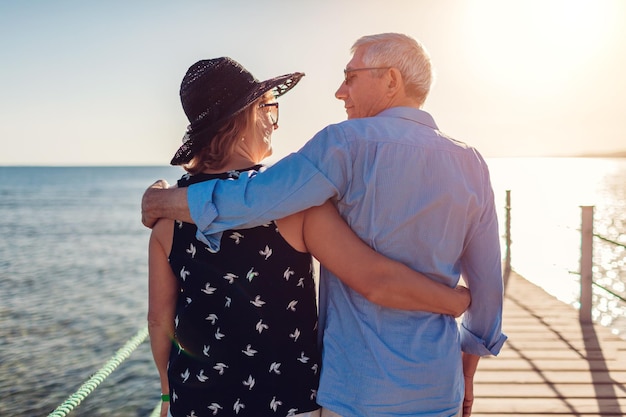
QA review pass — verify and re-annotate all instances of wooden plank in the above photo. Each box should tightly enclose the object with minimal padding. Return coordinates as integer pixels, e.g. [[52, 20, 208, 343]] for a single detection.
[[472, 397, 626, 414], [477, 358, 626, 371], [493, 348, 621, 361], [472, 412, 624, 417], [475, 370, 626, 384], [474, 382, 626, 398], [470, 272, 626, 415], [500, 340, 623, 352]]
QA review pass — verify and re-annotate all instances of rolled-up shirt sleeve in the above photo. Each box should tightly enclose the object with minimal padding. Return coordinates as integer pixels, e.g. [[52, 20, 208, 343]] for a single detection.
[[187, 126, 349, 252], [459, 160, 508, 356]]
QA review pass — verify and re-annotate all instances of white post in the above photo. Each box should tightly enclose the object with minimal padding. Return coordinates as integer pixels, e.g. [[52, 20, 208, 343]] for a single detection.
[[579, 206, 594, 324]]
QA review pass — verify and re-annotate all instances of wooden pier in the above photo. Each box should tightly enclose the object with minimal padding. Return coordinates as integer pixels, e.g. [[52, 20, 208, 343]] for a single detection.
[[472, 271, 626, 416]]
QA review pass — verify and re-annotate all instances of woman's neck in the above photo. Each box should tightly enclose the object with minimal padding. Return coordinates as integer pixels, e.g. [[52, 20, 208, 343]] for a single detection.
[[201, 154, 259, 174]]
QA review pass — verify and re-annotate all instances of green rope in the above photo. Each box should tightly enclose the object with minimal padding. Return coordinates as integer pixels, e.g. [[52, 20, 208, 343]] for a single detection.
[[47, 326, 149, 417], [150, 401, 162, 417], [594, 233, 626, 249]]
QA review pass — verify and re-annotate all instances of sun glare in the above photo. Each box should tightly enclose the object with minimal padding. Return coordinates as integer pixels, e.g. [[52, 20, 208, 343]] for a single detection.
[[461, 0, 620, 94]]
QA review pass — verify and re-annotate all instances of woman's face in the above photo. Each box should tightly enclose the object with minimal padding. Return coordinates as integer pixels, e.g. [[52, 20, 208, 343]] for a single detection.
[[249, 98, 277, 162]]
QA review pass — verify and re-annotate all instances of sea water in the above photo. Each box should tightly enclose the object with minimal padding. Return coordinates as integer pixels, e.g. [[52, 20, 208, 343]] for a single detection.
[[0, 159, 624, 416]]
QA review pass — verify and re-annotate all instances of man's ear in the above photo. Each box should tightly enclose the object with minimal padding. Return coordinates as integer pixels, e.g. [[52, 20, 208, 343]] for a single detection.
[[387, 68, 403, 94]]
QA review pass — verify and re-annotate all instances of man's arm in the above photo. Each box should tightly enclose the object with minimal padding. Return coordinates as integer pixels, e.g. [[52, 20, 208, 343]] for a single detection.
[[278, 201, 471, 316], [142, 125, 348, 251], [141, 154, 340, 251], [459, 183, 507, 356], [142, 180, 192, 228], [300, 201, 470, 315]]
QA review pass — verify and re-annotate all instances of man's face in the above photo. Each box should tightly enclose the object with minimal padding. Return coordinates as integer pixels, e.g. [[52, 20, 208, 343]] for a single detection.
[[335, 48, 390, 119]]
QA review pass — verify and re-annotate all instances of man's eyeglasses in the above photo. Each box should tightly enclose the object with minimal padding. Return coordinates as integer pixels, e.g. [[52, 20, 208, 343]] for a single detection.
[[259, 102, 279, 126], [343, 67, 391, 83]]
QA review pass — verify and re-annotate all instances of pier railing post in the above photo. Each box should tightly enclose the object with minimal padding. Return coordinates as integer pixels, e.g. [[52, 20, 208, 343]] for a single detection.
[[503, 190, 512, 291], [579, 206, 594, 324]]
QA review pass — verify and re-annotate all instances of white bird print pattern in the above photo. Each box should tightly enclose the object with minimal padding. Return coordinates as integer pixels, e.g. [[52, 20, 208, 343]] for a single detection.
[[186, 243, 196, 258], [269, 362, 281, 374], [229, 231, 244, 244], [180, 266, 190, 281], [289, 328, 301, 342], [283, 267, 294, 281], [233, 398, 245, 414], [286, 300, 298, 312], [196, 369, 208, 382], [201, 282, 216, 295], [181, 368, 190, 383], [242, 375, 255, 390], [250, 295, 265, 307], [214, 328, 225, 340], [208, 403, 223, 415], [205, 314, 218, 325], [255, 319, 269, 334], [246, 267, 259, 282], [259, 245, 272, 260], [297, 352, 309, 363], [241, 344, 258, 357], [297, 277, 305, 287], [213, 362, 228, 375], [223, 272, 238, 284], [202, 345, 210, 357], [270, 396, 282, 412]]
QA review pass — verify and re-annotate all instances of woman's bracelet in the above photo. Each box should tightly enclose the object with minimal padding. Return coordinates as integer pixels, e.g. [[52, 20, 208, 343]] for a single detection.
[[161, 393, 170, 402]]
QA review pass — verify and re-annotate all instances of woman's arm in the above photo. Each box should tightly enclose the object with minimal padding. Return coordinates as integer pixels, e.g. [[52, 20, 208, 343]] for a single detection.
[[147, 219, 178, 416], [277, 201, 470, 316]]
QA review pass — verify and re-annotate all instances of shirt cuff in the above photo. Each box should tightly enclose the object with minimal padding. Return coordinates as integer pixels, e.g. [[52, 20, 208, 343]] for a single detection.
[[187, 180, 222, 252], [459, 323, 507, 356]]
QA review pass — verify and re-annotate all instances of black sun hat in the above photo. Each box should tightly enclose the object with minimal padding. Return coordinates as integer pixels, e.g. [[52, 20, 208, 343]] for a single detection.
[[170, 57, 305, 165]]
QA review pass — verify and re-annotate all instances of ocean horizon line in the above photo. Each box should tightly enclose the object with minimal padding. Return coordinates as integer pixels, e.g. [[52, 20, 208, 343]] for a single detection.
[[2, 152, 626, 168]]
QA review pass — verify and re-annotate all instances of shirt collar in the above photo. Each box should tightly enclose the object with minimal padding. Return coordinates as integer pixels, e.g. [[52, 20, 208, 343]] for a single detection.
[[377, 106, 438, 130]]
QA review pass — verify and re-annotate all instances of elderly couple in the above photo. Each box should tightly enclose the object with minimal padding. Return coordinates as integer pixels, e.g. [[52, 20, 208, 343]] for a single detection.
[[144, 33, 506, 417]]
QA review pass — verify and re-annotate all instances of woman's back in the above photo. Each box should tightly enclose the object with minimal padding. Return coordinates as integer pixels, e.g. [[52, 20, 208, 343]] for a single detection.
[[167, 172, 320, 416]]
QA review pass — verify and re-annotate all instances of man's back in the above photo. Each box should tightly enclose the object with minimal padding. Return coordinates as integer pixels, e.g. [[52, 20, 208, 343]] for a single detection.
[[304, 107, 503, 416]]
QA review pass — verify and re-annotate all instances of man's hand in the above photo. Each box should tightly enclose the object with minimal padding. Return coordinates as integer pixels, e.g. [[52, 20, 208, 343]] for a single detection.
[[462, 374, 474, 416], [141, 180, 170, 228], [461, 352, 479, 417]]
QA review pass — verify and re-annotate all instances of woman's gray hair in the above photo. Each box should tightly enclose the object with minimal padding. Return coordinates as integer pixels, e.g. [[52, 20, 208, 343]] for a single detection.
[[352, 33, 434, 107]]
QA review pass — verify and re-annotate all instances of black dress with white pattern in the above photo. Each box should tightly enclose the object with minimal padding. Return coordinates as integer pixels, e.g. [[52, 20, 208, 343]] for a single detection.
[[167, 168, 320, 417]]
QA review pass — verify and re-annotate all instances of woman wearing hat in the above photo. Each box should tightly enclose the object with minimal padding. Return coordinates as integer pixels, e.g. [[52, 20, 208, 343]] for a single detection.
[[148, 58, 470, 417]]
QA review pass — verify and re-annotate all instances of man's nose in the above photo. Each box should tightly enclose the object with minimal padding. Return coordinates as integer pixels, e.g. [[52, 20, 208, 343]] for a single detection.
[[335, 82, 347, 100]]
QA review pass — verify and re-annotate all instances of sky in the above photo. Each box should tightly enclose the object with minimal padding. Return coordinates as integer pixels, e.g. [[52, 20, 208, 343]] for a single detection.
[[1, 0, 625, 166]]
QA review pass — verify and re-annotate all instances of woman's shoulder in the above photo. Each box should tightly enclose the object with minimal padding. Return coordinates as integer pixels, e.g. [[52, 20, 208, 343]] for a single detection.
[[177, 165, 264, 187]]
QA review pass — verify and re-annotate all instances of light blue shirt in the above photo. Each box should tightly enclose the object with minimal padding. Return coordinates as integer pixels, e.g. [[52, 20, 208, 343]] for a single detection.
[[188, 107, 507, 416]]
